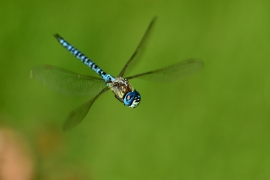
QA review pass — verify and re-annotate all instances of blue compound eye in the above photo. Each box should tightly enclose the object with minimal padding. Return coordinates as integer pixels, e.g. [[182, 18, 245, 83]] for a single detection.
[[123, 90, 141, 108]]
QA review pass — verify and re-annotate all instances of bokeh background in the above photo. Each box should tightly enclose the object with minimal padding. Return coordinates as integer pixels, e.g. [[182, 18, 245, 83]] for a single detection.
[[1, 0, 270, 179]]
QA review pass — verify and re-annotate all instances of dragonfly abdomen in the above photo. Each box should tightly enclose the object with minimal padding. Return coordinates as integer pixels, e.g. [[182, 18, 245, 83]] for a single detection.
[[54, 34, 114, 83]]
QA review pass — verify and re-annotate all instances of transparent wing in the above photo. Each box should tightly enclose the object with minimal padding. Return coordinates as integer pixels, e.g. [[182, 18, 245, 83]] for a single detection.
[[118, 16, 157, 77], [30, 65, 106, 96], [62, 87, 109, 131], [126, 58, 204, 82]]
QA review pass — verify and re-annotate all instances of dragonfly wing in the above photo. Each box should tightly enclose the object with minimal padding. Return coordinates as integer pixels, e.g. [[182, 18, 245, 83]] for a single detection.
[[31, 65, 106, 96], [62, 87, 109, 131], [126, 58, 204, 82], [118, 16, 157, 77]]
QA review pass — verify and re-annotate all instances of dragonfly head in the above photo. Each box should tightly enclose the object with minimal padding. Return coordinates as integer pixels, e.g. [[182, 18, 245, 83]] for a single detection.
[[123, 90, 141, 108]]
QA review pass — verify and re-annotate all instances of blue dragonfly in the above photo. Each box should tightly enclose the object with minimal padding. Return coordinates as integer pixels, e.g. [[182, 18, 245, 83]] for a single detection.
[[31, 17, 203, 131]]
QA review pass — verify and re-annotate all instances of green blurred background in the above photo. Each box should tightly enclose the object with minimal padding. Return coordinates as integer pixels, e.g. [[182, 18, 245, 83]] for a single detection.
[[1, 0, 270, 179]]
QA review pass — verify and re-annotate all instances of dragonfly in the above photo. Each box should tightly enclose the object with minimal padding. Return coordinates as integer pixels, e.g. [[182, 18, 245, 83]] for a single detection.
[[31, 17, 203, 131]]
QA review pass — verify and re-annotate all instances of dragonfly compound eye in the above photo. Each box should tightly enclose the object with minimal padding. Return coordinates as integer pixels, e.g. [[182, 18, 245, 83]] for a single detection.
[[123, 90, 141, 108]]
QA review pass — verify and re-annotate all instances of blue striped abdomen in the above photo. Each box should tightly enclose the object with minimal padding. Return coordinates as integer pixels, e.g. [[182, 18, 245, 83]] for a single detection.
[[54, 34, 114, 83]]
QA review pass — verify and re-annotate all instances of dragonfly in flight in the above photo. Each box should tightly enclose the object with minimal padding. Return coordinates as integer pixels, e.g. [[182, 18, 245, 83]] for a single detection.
[[31, 17, 203, 131]]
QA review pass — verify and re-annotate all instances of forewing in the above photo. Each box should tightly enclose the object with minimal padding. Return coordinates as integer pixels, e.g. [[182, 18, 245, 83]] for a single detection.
[[62, 87, 109, 131], [118, 16, 157, 77], [31, 65, 106, 96], [126, 58, 204, 82]]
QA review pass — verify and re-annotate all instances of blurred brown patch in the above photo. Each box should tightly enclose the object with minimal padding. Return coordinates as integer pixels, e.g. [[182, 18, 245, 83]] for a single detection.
[[0, 127, 34, 180], [36, 126, 64, 157]]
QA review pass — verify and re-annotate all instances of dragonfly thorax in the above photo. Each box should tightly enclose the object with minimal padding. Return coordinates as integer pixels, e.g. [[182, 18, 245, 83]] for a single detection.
[[108, 77, 141, 108]]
